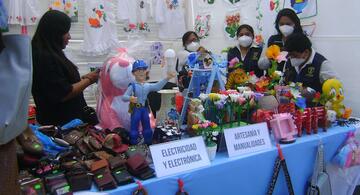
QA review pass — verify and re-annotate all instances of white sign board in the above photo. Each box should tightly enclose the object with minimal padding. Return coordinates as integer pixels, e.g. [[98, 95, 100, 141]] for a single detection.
[[150, 136, 211, 178], [224, 122, 272, 158]]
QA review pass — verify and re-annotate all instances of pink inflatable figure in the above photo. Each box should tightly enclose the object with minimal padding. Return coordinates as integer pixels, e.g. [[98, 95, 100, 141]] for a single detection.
[[97, 48, 134, 130], [97, 48, 157, 131]]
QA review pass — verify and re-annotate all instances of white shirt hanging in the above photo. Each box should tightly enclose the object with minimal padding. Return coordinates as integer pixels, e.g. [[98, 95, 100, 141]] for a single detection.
[[155, 0, 186, 39], [82, 0, 119, 56], [7, 0, 41, 26], [117, 0, 151, 32]]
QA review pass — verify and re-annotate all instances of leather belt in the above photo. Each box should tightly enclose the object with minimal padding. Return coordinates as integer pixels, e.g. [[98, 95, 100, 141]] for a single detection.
[[135, 103, 146, 108]]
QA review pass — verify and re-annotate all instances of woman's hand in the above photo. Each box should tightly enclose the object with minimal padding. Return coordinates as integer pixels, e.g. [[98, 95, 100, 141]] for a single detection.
[[82, 70, 100, 84]]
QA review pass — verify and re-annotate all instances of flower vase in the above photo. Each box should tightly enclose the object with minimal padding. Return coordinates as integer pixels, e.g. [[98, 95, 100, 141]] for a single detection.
[[207, 143, 217, 161], [156, 89, 178, 125]]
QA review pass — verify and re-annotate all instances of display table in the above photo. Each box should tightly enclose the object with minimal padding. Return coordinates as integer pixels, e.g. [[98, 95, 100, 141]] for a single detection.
[[76, 124, 357, 195]]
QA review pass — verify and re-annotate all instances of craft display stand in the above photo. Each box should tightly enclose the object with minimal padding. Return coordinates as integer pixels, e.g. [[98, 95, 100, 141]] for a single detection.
[[178, 64, 225, 130]]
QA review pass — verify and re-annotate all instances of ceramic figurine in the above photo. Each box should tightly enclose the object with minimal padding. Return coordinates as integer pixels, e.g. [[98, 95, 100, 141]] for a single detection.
[[187, 98, 206, 131]]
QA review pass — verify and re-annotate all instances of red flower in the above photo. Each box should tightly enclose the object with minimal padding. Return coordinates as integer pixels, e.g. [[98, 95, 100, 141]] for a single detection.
[[314, 92, 321, 99], [283, 91, 293, 99]]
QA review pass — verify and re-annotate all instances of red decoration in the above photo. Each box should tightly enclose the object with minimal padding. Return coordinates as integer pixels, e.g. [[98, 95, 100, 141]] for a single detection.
[[252, 109, 274, 129], [278, 102, 296, 114], [292, 106, 328, 136]]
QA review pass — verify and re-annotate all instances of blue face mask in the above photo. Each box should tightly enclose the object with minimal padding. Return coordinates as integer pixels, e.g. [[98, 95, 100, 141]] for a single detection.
[[0, 0, 8, 31]]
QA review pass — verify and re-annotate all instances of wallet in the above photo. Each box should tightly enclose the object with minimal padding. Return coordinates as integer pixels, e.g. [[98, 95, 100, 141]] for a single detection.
[[44, 172, 72, 195], [126, 145, 148, 158], [108, 156, 127, 170], [111, 168, 134, 186], [93, 151, 114, 161], [66, 167, 92, 192], [63, 130, 84, 145], [92, 167, 117, 191], [19, 171, 46, 195], [126, 154, 155, 180], [127, 154, 148, 171], [76, 139, 91, 155]]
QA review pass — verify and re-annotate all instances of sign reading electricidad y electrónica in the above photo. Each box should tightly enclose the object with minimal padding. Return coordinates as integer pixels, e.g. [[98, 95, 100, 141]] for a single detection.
[[150, 136, 210, 178], [224, 122, 272, 158]]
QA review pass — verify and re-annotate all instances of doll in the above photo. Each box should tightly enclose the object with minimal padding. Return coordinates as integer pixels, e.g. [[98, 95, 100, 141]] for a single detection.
[[122, 60, 176, 145]]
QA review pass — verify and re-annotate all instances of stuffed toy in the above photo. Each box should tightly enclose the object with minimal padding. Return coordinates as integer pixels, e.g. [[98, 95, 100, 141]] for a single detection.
[[322, 79, 352, 119]]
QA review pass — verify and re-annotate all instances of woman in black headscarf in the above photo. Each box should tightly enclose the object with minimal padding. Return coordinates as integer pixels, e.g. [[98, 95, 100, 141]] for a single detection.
[[32, 10, 99, 126]]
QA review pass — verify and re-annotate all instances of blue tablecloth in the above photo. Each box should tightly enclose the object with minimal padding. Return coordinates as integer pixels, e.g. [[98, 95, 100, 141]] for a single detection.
[[77, 125, 356, 195]]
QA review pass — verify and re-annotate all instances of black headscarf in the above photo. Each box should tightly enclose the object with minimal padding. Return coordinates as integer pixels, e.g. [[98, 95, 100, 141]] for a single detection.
[[32, 10, 78, 81]]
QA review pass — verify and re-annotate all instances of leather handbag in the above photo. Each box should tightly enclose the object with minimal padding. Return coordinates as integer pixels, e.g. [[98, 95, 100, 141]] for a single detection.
[[0, 35, 32, 145], [307, 143, 332, 195]]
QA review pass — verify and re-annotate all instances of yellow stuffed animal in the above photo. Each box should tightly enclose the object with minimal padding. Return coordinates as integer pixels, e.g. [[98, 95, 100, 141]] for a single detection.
[[322, 79, 352, 118]]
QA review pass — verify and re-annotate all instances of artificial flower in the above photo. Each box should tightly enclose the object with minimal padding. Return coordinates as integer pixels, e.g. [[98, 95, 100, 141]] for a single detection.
[[208, 93, 220, 102], [237, 86, 250, 93], [253, 92, 264, 101], [199, 93, 208, 101], [276, 51, 288, 63], [266, 45, 281, 60], [243, 90, 254, 99], [248, 71, 259, 85], [192, 124, 199, 130], [229, 57, 240, 68], [229, 94, 240, 102], [237, 96, 246, 105], [314, 92, 321, 100], [219, 94, 228, 101], [214, 100, 226, 109]]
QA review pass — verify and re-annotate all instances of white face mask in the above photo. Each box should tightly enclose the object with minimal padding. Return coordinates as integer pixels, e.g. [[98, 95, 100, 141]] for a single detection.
[[238, 35, 253, 48], [279, 25, 294, 37], [290, 58, 306, 67], [186, 41, 200, 52]]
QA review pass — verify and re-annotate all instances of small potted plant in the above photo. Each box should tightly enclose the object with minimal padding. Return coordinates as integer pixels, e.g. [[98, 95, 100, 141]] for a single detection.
[[192, 120, 219, 161]]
